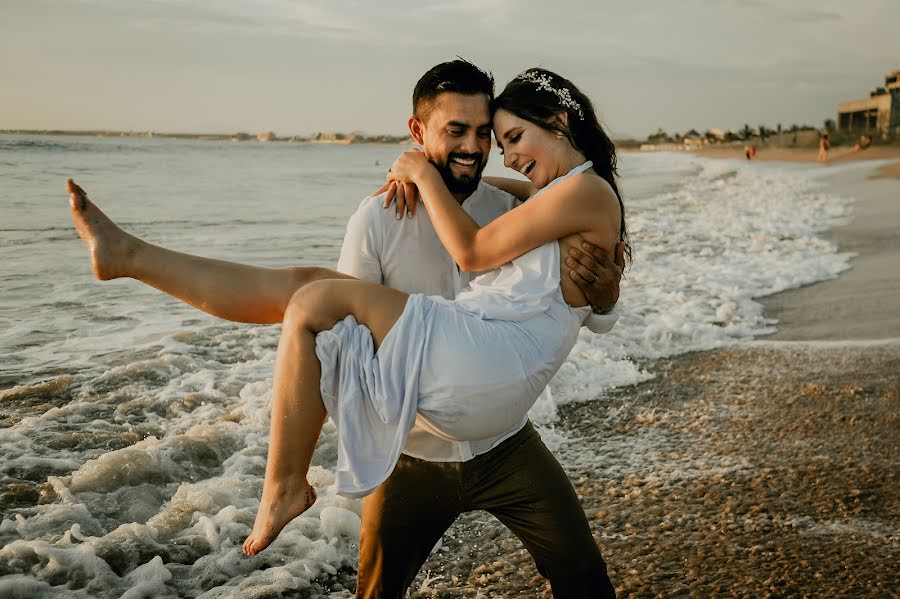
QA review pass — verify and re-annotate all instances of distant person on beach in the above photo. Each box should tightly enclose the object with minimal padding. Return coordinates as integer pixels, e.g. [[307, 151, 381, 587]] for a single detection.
[[67, 60, 624, 597], [818, 133, 830, 161], [852, 134, 872, 152]]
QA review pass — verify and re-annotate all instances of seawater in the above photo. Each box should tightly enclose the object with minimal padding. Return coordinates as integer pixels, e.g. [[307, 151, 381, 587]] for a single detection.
[[0, 135, 853, 597]]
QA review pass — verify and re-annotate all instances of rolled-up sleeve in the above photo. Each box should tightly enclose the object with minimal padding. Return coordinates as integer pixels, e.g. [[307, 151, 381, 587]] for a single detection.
[[583, 307, 618, 334], [336, 197, 384, 284]]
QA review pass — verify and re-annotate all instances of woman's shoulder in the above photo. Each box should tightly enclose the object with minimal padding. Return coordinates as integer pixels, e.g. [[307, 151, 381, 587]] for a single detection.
[[549, 169, 619, 209], [556, 171, 621, 241]]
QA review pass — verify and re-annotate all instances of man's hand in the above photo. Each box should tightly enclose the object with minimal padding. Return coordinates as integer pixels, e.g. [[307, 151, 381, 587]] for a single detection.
[[566, 240, 625, 313]]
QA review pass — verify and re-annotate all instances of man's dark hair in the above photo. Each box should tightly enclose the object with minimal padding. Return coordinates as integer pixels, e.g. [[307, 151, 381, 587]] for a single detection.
[[412, 59, 494, 121]]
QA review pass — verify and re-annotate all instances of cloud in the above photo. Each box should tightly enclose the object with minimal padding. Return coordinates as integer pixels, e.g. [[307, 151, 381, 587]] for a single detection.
[[60, 0, 361, 39], [786, 9, 842, 23]]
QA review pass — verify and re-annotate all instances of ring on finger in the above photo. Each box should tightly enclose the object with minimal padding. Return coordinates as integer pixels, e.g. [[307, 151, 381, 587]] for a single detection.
[[588, 273, 597, 284]]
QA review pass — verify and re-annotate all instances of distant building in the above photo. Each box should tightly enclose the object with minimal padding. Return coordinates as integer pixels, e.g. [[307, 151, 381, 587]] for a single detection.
[[310, 132, 354, 144], [837, 68, 900, 137], [682, 129, 704, 148]]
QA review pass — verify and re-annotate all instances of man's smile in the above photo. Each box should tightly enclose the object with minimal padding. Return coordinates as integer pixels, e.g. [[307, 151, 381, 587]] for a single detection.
[[449, 153, 481, 174]]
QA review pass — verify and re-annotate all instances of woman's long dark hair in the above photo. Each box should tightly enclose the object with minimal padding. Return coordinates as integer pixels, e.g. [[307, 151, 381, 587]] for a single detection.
[[492, 68, 631, 263]]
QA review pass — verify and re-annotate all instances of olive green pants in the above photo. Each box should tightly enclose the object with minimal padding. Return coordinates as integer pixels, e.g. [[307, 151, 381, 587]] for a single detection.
[[355, 422, 616, 598]]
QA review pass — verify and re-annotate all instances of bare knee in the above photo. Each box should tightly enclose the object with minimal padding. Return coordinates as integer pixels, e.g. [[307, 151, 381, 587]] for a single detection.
[[284, 280, 344, 333], [273, 266, 349, 322]]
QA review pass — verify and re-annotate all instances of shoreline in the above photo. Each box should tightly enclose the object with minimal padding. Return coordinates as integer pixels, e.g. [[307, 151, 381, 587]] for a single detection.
[[693, 144, 900, 166], [753, 154, 900, 341], [639, 145, 900, 341]]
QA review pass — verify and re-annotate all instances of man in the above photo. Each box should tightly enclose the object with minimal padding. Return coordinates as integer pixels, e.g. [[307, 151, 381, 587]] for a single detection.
[[337, 59, 621, 598]]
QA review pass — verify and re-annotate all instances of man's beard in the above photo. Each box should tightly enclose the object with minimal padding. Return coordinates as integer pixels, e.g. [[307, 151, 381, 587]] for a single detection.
[[432, 152, 486, 195]]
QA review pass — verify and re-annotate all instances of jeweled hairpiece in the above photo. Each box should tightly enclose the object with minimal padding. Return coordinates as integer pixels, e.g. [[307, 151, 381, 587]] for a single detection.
[[515, 70, 584, 119]]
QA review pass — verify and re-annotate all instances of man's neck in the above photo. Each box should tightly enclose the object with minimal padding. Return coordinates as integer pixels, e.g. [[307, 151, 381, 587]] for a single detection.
[[452, 191, 470, 205], [452, 183, 479, 205]]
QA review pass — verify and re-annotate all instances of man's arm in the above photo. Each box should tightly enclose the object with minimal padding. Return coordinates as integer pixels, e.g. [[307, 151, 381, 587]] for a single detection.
[[482, 176, 536, 203], [336, 198, 384, 283]]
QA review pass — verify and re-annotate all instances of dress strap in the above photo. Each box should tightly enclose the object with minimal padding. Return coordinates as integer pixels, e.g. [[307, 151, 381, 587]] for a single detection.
[[535, 161, 593, 196]]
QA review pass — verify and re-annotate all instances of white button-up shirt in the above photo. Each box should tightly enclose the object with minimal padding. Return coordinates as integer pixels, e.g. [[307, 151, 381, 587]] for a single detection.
[[336, 181, 616, 462]]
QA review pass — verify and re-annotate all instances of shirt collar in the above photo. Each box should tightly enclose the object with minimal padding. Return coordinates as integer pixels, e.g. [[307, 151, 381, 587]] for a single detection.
[[459, 181, 487, 209]]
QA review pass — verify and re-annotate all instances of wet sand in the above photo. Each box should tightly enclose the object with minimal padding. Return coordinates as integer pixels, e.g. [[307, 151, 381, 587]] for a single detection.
[[871, 160, 900, 179]]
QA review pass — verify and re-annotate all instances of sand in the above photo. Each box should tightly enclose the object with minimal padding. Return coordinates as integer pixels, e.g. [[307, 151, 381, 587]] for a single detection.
[[694, 145, 900, 166], [872, 161, 900, 179]]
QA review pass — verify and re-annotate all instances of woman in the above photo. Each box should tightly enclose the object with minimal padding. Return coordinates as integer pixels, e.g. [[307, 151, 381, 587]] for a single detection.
[[67, 68, 629, 556], [818, 132, 830, 161]]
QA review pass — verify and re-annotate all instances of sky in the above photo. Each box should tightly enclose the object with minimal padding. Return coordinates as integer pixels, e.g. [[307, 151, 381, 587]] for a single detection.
[[2, 0, 898, 138]]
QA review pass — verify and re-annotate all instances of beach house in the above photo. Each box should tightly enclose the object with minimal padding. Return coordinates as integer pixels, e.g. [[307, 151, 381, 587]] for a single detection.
[[837, 68, 900, 138]]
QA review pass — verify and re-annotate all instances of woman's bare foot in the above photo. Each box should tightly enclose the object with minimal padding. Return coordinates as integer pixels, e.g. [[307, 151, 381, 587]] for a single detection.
[[67, 179, 136, 280], [242, 481, 317, 556]]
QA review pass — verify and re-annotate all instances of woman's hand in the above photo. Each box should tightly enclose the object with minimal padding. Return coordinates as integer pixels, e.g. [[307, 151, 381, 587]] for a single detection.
[[369, 148, 436, 218], [386, 148, 432, 184], [380, 181, 420, 219]]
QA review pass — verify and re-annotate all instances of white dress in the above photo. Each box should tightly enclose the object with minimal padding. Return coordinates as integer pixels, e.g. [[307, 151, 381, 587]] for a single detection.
[[315, 162, 594, 498]]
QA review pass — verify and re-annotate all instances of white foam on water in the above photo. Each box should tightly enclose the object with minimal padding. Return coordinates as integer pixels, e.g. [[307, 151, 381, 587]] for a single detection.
[[543, 156, 853, 416], [1, 334, 360, 598], [0, 149, 856, 596]]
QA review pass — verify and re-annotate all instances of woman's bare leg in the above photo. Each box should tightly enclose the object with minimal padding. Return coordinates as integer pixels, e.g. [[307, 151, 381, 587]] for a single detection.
[[243, 279, 409, 555], [67, 179, 350, 324]]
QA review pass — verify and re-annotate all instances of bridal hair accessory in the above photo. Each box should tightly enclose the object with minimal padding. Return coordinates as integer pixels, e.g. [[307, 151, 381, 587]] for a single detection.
[[515, 70, 584, 119]]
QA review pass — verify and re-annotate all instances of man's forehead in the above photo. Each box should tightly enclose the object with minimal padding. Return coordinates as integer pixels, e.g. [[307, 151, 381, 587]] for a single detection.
[[428, 92, 491, 126]]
